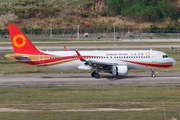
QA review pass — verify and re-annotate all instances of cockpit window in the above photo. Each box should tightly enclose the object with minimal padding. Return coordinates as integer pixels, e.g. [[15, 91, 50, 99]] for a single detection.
[[162, 55, 169, 58]]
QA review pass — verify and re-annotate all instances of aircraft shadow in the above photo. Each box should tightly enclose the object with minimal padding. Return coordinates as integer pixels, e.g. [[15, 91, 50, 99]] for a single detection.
[[41, 75, 92, 79], [41, 74, 145, 81], [102, 75, 143, 81]]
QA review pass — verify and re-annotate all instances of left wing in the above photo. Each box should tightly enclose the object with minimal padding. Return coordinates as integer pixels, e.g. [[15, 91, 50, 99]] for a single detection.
[[75, 50, 128, 77]]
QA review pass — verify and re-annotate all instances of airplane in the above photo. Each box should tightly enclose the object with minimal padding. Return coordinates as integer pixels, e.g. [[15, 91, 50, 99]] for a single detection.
[[4, 24, 176, 79]]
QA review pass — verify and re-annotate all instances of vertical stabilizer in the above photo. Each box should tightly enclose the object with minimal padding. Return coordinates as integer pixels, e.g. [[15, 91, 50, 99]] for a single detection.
[[8, 24, 41, 54]]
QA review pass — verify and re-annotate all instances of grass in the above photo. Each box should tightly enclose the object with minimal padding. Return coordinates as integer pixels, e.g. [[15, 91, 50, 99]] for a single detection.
[[0, 85, 180, 120], [0, 111, 175, 120], [1, 35, 180, 43]]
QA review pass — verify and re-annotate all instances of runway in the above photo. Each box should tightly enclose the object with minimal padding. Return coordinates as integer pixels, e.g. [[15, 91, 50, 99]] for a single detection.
[[0, 72, 180, 86]]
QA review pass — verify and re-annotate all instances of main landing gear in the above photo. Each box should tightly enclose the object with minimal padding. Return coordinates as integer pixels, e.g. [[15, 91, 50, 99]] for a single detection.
[[91, 69, 157, 79], [151, 69, 156, 77], [91, 70, 100, 79]]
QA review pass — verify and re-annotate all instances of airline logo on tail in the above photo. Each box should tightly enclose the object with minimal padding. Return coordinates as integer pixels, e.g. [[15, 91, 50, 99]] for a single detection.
[[13, 34, 26, 48]]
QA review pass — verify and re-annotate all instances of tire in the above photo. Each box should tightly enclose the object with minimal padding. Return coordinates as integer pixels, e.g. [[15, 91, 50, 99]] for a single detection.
[[151, 74, 156, 77], [94, 73, 100, 79], [91, 71, 95, 77]]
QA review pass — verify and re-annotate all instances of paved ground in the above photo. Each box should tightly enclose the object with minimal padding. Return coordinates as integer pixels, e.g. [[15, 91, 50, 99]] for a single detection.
[[0, 72, 179, 86], [0, 45, 180, 51]]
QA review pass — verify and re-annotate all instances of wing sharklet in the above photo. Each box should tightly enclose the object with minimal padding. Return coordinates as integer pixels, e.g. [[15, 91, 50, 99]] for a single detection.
[[64, 45, 69, 51], [75, 49, 86, 61]]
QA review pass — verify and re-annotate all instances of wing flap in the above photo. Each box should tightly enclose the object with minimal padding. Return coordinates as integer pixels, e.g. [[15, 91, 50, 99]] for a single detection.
[[87, 60, 118, 66]]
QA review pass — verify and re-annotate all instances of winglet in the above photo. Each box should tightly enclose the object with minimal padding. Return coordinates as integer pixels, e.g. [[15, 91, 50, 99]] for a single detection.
[[75, 49, 85, 61], [64, 45, 69, 51]]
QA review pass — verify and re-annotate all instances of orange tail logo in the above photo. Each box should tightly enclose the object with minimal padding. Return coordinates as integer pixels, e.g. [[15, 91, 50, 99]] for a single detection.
[[13, 34, 26, 48]]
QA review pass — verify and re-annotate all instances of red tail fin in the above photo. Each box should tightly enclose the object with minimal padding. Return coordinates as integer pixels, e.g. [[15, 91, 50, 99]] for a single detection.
[[8, 24, 41, 54]]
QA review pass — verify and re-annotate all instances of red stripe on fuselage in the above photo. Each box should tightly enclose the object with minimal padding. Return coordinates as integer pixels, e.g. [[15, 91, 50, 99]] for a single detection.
[[122, 60, 172, 68]]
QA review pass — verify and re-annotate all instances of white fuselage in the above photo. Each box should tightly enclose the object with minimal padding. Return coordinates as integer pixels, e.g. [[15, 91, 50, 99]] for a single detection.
[[43, 50, 176, 70]]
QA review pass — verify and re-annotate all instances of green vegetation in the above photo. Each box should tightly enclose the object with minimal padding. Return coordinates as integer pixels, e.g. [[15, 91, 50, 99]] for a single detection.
[[0, 0, 180, 30], [10, 0, 178, 23], [105, 0, 179, 22], [146, 25, 180, 33], [0, 0, 89, 19], [0, 85, 179, 120]]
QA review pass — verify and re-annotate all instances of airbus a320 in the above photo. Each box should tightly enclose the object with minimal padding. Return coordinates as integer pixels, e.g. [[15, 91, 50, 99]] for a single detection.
[[5, 24, 176, 79]]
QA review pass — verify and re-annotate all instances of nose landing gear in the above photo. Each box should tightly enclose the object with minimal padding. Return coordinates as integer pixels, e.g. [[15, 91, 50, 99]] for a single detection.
[[151, 69, 156, 77]]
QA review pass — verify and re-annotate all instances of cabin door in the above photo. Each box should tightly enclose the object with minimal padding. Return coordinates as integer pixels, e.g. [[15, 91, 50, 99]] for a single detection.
[[152, 52, 157, 62], [39, 54, 44, 63]]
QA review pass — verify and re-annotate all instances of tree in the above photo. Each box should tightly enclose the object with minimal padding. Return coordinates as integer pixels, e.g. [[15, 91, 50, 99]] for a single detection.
[[105, 0, 179, 22]]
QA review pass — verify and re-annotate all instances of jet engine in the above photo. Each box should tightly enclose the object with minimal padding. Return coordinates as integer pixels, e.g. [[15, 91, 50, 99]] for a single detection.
[[111, 65, 128, 76]]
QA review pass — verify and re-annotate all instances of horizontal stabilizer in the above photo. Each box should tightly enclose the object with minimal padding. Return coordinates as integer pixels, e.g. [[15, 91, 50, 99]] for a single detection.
[[14, 56, 31, 61]]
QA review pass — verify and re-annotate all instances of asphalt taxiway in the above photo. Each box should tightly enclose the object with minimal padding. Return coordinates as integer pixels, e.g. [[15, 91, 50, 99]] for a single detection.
[[0, 72, 180, 86], [1, 45, 180, 51]]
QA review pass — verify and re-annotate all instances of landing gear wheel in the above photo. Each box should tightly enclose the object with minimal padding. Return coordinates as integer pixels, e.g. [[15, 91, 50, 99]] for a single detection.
[[151, 74, 156, 77], [94, 73, 100, 79], [91, 71, 96, 77], [151, 69, 156, 77]]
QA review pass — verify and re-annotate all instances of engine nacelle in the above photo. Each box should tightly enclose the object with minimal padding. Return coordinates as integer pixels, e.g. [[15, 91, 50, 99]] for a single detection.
[[78, 65, 92, 70], [116, 65, 128, 75], [111, 66, 117, 76], [111, 65, 128, 76]]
